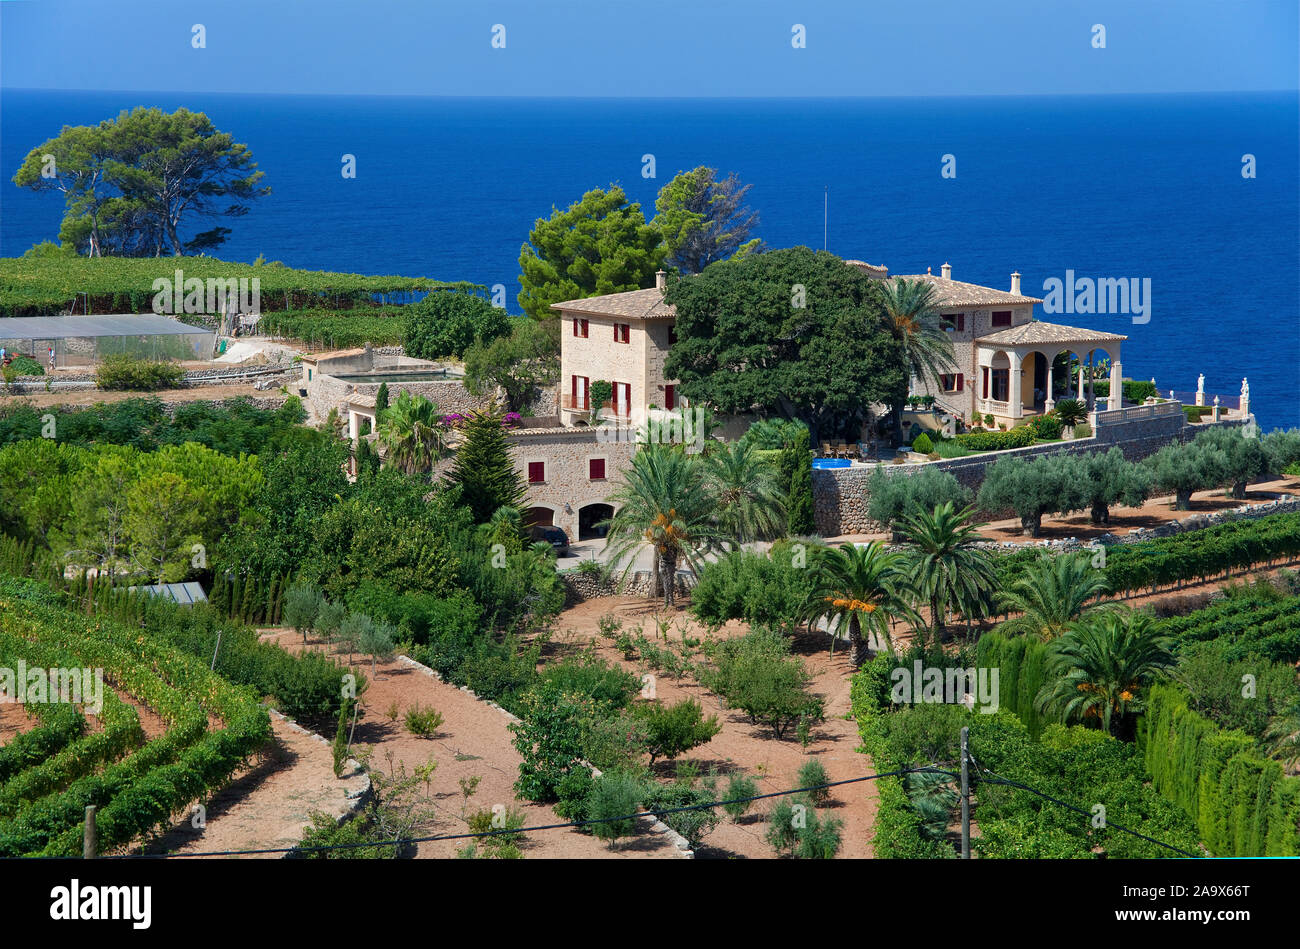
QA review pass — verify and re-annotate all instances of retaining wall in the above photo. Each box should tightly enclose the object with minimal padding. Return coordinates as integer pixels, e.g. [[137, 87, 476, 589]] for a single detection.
[[813, 413, 1247, 536]]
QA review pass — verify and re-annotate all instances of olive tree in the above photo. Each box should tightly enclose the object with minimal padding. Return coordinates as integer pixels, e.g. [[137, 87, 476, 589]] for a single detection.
[[977, 453, 1087, 537], [1078, 447, 1154, 524], [1144, 439, 1228, 510]]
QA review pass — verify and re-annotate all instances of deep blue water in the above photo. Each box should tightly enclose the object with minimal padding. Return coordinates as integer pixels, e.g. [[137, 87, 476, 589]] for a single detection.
[[2, 90, 1297, 430]]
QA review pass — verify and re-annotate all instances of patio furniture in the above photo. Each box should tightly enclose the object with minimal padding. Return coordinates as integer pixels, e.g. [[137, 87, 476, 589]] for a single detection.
[[820, 442, 835, 458]]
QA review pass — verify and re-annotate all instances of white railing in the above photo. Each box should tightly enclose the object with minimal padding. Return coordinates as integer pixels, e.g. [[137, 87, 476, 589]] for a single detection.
[[1091, 399, 1183, 428]]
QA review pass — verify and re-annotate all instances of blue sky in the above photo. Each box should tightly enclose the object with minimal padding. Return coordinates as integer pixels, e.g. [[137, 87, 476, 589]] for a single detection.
[[1, 0, 1296, 97]]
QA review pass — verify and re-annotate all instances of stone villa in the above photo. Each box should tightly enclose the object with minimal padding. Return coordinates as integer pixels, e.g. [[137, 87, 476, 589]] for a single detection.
[[298, 258, 1242, 544]]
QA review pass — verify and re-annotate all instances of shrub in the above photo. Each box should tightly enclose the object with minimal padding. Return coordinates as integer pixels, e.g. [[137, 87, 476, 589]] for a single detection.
[[955, 426, 1036, 451], [589, 380, 613, 412], [1024, 413, 1063, 440], [1183, 405, 1212, 422], [586, 771, 646, 847], [644, 779, 721, 848], [699, 630, 824, 739], [404, 290, 510, 359], [933, 439, 968, 458], [911, 432, 934, 454], [636, 699, 721, 764], [1052, 399, 1088, 427], [866, 466, 972, 536], [466, 805, 526, 858], [691, 543, 817, 634], [5, 355, 43, 376], [405, 702, 444, 738], [722, 774, 760, 820], [796, 760, 832, 805], [538, 654, 641, 710], [94, 354, 184, 391], [765, 794, 843, 858], [511, 683, 593, 802], [739, 417, 809, 451]]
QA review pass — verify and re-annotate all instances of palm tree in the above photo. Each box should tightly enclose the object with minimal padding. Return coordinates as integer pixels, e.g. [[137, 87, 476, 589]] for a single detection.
[[1034, 610, 1175, 739], [1263, 701, 1300, 773], [996, 551, 1114, 641], [603, 444, 724, 608], [805, 542, 918, 665], [376, 390, 446, 476], [702, 440, 786, 544], [897, 502, 998, 644], [879, 278, 957, 445], [1053, 398, 1088, 436]]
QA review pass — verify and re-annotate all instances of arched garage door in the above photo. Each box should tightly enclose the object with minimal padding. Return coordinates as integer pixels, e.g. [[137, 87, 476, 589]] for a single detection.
[[578, 503, 613, 540]]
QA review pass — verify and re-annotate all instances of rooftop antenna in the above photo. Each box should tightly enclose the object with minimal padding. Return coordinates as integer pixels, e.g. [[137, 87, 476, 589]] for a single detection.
[[823, 186, 828, 251]]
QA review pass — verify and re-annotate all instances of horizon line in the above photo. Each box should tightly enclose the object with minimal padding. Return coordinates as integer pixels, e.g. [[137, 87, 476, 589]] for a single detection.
[[4, 87, 1297, 101]]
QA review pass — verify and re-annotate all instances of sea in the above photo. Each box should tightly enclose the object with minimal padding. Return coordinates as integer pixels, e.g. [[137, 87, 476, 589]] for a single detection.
[[2, 89, 1296, 430]]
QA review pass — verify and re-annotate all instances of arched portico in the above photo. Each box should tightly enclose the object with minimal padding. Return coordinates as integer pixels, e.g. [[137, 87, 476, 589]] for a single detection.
[[974, 324, 1126, 423]]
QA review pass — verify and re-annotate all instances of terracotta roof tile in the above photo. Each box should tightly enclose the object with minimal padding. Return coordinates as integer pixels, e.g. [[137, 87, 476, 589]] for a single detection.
[[976, 320, 1127, 346], [551, 288, 675, 320], [891, 274, 1043, 307]]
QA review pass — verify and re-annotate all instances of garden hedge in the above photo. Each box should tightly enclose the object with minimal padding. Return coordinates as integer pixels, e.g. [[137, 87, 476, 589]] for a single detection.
[[1138, 684, 1300, 856]]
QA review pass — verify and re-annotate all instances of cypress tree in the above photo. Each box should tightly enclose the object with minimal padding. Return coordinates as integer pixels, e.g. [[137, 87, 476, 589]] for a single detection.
[[785, 429, 816, 536], [375, 382, 390, 419], [228, 574, 242, 621], [239, 575, 256, 624], [445, 409, 525, 523]]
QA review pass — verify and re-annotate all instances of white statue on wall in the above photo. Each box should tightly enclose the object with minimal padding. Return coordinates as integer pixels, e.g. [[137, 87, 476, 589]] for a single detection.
[[1241, 378, 1250, 400], [1197, 373, 1205, 393]]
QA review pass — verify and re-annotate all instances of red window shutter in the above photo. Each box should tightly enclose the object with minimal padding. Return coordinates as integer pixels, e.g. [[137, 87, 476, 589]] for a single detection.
[[527, 462, 545, 483], [957, 314, 965, 332], [982, 368, 989, 399], [572, 318, 578, 336], [956, 374, 964, 392], [664, 385, 675, 410], [589, 458, 605, 480]]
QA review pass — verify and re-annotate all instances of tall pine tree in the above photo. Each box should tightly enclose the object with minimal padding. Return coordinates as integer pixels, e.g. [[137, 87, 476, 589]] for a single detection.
[[445, 409, 525, 523]]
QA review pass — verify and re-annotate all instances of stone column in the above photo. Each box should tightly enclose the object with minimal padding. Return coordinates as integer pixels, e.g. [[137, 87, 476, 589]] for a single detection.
[[1077, 365, 1085, 400], [1212, 395, 1221, 422], [1108, 360, 1123, 411], [1010, 353, 1024, 420], [1044, 361, 1055, 413], [348, 410, 359, 443]]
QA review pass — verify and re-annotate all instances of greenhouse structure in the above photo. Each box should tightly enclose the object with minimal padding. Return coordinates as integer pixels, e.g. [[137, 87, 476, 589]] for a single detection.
[[0, 314, 216, 367]]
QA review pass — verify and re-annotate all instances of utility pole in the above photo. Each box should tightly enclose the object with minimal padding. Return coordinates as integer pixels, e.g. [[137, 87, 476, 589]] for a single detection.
[[960, 726, 971, 859]]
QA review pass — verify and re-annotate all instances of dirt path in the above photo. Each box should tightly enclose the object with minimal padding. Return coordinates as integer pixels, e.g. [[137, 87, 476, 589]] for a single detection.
[[547, 598, 879, 858], [140, 712, 365, 857], [263, 630, 680, 859], [6, 383, 278, 409]]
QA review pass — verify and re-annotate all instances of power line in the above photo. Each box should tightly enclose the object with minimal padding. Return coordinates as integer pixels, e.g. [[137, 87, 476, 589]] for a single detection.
[[101, 755, 1200, 860], [116, 769, 930, 859]]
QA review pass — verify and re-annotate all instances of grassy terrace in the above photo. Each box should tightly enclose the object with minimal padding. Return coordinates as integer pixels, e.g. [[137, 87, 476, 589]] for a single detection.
[[0, 256, 480, 316]]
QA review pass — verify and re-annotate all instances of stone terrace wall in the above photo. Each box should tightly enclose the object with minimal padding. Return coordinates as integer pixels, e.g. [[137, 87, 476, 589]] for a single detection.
[[814, 413, 1247, 536]]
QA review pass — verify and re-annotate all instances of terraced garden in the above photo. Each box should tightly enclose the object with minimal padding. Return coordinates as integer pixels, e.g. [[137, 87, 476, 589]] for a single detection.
[[0, 581, 270, 856]]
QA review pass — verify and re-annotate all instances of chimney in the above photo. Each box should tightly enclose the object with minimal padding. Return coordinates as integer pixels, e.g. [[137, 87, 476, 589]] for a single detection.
[[655, 270, 667, 291], [940, 262, 951, 280], [1010, 271, 1021, 296]]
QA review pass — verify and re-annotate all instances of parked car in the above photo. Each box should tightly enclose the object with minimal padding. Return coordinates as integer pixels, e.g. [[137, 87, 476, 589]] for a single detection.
[[531, 525, 572, 557]]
